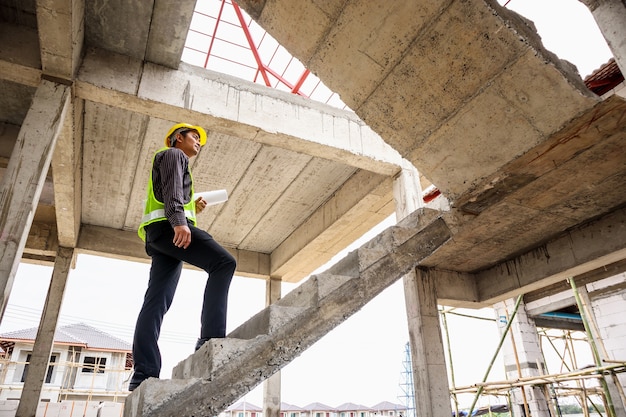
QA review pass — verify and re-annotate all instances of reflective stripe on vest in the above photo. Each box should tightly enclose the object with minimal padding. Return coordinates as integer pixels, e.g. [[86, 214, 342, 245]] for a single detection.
[[138, 147, 197, 242], [141, 208, 195, 225]]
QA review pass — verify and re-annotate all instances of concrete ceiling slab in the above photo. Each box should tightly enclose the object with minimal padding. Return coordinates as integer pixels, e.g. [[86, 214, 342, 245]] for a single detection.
[[0, 0, 624, 301], [0, 0, 403, 284]]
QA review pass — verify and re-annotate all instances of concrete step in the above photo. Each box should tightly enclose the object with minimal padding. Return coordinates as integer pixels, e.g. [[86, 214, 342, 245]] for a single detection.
[[124, 208, 451, 417]]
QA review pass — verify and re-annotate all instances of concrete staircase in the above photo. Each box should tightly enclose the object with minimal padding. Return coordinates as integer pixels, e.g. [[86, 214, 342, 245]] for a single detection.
[[123, 208, 452, 417]]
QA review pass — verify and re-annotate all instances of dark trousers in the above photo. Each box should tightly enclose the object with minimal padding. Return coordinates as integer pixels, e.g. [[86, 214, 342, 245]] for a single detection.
[[132, 220, 236, 378]]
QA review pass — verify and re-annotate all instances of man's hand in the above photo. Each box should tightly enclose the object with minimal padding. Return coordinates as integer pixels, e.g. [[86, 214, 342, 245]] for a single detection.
[[173, 225, 192, 249], [195, 197, 207, 214]]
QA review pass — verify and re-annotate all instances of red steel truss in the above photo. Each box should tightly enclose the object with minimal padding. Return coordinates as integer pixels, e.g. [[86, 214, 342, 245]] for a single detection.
[[183, 0, 346, 108]]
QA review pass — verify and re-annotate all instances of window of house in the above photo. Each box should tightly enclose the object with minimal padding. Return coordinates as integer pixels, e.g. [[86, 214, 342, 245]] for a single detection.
[[290, 413, 298, 417], [82, 356, 107, 373], [360, 413, 366, 417], [316, 413, 322, 417], [238, 412, 244, 417], [21, 354, 57, 384]]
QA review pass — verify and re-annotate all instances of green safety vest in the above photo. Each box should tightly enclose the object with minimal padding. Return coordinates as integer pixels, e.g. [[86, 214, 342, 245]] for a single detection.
[[138, 147, 197, 242]]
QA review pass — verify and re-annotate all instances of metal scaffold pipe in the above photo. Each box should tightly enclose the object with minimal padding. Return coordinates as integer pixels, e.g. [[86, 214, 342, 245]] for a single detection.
[[568, 277, 617, 417], [466, 294, 523, 417]]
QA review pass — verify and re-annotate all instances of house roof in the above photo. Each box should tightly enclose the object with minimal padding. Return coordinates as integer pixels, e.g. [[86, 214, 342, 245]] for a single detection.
[[226, 401, 263, 412], [281, 402, 304, 411], [370, 401, 406, 411], [584, 58, 624, 96], [225, 401, 406, 412], [0, 323, 131, 352], [336, 403, 370, 411], [302, 402, 335, 411]]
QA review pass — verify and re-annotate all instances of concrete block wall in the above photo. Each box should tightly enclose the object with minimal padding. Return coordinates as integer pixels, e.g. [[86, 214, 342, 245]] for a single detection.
[[493, 299, 551, 417], [494, 299, 545, 375], [588, 273, 626, 389]]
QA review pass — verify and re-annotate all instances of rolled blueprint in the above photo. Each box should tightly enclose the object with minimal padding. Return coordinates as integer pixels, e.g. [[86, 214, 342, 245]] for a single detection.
[[193, 189, 228, 206]]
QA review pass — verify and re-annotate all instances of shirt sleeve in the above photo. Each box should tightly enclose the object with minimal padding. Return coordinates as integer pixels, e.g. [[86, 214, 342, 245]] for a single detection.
[[158, 148, 189, 227]]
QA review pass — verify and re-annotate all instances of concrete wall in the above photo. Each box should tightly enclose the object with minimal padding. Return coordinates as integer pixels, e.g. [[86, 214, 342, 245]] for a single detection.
[[589, 273, 626, 390]]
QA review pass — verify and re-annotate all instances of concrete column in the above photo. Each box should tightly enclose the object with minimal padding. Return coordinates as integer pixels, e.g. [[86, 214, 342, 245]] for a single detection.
[[579, 276, 626, 417], [0, 80, 70, 319], [405, 268, 453, 417], [394, 162, 453, 417], [493, 298, 550, 417], [579, 0, 626, 76], [16, 246, 74, 417], [263, 277, 282, 417]]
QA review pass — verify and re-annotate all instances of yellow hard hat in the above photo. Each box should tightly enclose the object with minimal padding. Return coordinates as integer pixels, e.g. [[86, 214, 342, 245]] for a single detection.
[[165, 123, 207, 147]]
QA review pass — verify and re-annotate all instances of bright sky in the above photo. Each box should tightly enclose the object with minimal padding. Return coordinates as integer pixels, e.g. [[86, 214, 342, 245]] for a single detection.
[[0, 0, 613, 411]]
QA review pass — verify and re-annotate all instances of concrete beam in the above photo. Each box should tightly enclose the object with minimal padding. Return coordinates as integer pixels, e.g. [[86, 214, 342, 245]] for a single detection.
[[24, 221, 59, 260], [145, 0, 196, 68], [270, 170, 394, 282], [75, 48, 403, 176], [51, 96, 83, 247], [427, 268, 482, 308], [0, 60, 41, 88], [0, 23, 41, 86], [76, 224, 270, 279], [475, 205, 626, 305], [0, 80, 70, 319], [524, 258, 626, 305], [35, 0, 84, 80]]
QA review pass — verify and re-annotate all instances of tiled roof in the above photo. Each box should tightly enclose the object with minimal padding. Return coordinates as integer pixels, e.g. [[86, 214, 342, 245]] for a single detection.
[[226, 401, 262, 412], [336, 403, 370, 411], [584, 58, 624, 96], [302, 402, 335, 411], [225, 401, 405, 412], [370, 401, 406, 411], [0, 323, 131, 351], [281, 402, 304, 411]]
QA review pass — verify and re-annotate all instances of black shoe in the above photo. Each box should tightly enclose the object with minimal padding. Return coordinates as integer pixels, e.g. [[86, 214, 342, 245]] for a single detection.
[[195, 338, 210, 351], [128, 371, 149, 392]]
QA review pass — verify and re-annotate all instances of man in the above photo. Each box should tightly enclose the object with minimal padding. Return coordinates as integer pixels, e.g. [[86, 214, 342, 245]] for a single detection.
[[129, 122, 236, 391]]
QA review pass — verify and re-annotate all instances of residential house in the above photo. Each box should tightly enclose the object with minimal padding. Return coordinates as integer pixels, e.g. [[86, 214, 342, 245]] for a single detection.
[[336, 403, 371, 417], [224, 400, 263, 417], [302, 402, 336, 417], [280, 402, 304, 417], [221, 401, 407, 417], [370, 401, 406, 417], [0, 323, 132, 403]]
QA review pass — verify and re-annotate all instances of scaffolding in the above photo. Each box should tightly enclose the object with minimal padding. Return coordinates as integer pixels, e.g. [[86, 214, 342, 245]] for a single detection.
[[398, 342, 416, 417], [395, 280, 626, 417]]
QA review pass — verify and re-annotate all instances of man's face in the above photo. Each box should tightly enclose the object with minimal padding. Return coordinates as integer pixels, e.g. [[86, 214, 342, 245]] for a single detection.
[[175, 130, 201, 157]]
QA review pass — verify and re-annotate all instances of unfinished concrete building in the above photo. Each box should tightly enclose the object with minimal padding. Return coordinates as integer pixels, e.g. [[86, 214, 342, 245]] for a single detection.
[[0, 0, 625, 416]]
